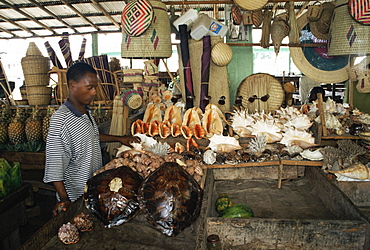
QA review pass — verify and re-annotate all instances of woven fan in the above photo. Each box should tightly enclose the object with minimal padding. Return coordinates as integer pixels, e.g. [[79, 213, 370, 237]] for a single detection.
[[121, 0, 153, 37], [236, 73, 284, 113]]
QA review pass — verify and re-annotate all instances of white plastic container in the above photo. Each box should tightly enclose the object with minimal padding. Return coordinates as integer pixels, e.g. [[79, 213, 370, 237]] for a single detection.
[[173, 9, 199, 31], [190, 14, 211, 40], [190, 14, 228, 40]]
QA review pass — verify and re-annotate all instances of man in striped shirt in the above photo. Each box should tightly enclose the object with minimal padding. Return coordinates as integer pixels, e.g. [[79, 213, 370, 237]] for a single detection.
[[44, 62, 139, 216]]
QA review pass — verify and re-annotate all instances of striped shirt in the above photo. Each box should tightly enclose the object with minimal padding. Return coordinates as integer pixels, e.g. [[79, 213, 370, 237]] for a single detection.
[[43, 99, 102, 202]]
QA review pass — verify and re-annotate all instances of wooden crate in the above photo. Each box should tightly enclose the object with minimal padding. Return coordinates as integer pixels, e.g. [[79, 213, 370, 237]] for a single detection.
[[196, 165, 370, 249], [0, 152, 45, 170]]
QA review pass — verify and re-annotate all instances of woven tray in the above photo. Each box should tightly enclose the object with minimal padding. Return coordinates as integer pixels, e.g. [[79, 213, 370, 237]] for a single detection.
[[236, 73, 284, 113], [233, 0, 267, 11]]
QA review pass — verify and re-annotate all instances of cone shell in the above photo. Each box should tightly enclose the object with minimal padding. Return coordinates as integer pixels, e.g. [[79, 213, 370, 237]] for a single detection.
[[143, 103, 162, 123], [193, 124, 206, 139], [171, 123, 181, 137], [148, 121, 159, 137], [131, 119, 143, 135], [329, 162, 370, 180], [181, 125, 193, 139], [183, 109, 202, 129], [159, 122, 170, 139], [203, 109, 223, 137], [164, 105, 182, 125]]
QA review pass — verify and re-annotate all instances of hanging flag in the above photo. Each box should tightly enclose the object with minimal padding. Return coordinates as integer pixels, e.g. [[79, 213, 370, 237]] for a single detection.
[[44, 41, 63, 69], [58, 38, 73, 68], [78, 38, 87, 61]]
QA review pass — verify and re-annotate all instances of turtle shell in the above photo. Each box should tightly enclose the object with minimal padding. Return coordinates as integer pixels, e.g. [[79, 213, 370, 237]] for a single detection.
[[138, 162, 203, 237], [84, 166, 143, 228]]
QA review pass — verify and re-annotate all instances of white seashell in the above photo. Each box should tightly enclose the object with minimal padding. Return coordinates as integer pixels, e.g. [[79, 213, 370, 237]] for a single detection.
[[324, 97, 337, 113], [329, 162, 370, 180], [280, 128, 316, 149], [315, 113, 341, 130], [202, 109, 223, 137], [283, 145, 303, 155], [133, 133, 157, 149], [251, 120, 282, 143], [284, 114, 312, 131], [300, 149, 323, 161], [230, 109, 255, 137], [203, 150, 217, 165], [208, 134, 242, 153], [116, 145, 132, 157]]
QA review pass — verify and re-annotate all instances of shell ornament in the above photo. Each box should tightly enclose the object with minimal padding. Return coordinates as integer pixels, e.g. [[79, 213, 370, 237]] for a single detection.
[[58, 222, 80, 244], [138, 162, 203, 237]]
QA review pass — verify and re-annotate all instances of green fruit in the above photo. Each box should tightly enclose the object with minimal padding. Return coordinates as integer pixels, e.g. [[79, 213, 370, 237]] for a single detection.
[[221, 204, 254, 218], [215, 193, 233, 215]]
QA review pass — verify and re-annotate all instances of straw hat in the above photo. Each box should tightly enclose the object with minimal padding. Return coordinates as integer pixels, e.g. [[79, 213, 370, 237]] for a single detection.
[[211, 42, 233, 66], [121, 0, 153, 37], [233, 0, 268, 11], [309, 2, 335, 40], [26, 42, 42, 56]]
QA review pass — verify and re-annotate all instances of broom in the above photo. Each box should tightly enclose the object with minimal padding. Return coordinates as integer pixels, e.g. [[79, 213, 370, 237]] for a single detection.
[[105, 82, 124, 157]]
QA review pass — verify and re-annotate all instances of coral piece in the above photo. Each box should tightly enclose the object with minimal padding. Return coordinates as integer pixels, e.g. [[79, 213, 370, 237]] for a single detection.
[[58, 222, 80, 244], [249, 135, 267, 153], [337, 140, 367, 157], [73, 212, 94, 232], [148, 142, 171, 157]]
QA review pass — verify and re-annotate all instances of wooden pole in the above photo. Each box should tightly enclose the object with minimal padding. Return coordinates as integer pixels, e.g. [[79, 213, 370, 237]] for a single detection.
[[317, 93, 328, 137]]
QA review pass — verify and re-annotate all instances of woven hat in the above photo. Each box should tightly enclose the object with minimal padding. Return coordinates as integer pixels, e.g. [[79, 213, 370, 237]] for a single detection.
[[121, 0, 153, 37], [310, 2, 335, 40], [233, 0, 267, 11], [328, 0, 370, 56], [26, 42, 43, 56], [211, 42, 233, 66]]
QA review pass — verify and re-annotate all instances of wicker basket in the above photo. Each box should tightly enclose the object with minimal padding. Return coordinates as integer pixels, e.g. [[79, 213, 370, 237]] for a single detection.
[[211, 42, 233, 66], [21, 56, 50, 86], [123, 69, 143, 83], [26, 42, 43, 56], [233, 0, 268, 11], [26, 86, 52, 105], [328, 0, 370, 56], [121, 89, 143, 109], [121, 0, 172, 59]]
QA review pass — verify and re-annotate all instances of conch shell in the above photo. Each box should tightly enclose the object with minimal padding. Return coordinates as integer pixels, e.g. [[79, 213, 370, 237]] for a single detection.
[[205, 104, 226, 123], [159, 122, 170, 139], [182, 108, 202, 129], [148, 121, 159, 137], [329, 162, 370, 180], [208, 134, 242, 153], [280, 128, 316, 149], [181, 125, 193, 139], [171, 123, 181, 137], [230, 108, 255, 137], [300, 149, 323, 161], [203, 109, 223, 137], [284, 114, 313, 131], [131, 119, 143, 135], [251, 120, 282, 143], [164, 105, 182, 125], [143, 103, 162, 123], [193, 123, 206, 139]]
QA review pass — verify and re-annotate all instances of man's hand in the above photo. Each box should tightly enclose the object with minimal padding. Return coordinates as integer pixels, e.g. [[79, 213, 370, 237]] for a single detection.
[[52, 199, 71, 217], [118, 135, 141, 146]]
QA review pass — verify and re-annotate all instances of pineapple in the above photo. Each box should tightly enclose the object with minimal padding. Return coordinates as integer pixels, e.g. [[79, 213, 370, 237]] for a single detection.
[[8, 108, 26, 145], [25, 106, 42, 142], [0, 106, 8, 144], [42, 106, 55, 142]]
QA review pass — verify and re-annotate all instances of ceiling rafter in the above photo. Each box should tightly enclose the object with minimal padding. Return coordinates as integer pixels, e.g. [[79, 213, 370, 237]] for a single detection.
[[90, 0, 121, 30], [0, 0, 56, 34], [0, 13, 36, 36], [27, 0, 78, 33], [0, 25, 16, 37], [59, 0, 100, 31]]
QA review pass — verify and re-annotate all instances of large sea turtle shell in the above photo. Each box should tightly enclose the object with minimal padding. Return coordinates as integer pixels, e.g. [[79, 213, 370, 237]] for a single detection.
[[84, 166, 143, 228], [138, 162, 203, 236]]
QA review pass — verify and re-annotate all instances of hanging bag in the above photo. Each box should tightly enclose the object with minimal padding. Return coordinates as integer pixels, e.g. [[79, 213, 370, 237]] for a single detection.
[[307, 2, 322, 22], [356, 70, 370, 93]]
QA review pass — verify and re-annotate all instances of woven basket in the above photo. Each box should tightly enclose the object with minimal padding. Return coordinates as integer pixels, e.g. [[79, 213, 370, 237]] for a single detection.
[[236, 73, 284, 113], [26, 86, 52, 105], [19, 85, 27, 99], [21, 56, 50, 86], [328, 0, 370, 56], [211, 42, 233, 66], [348, 63, 369, 81], [233, 0, 267, 11], [121, 0, 172, 59], [123, 69, 144, 83], [121, 89, 143, 109], [24, 73, 50, 87], [356, 74, 370, 93], [26, 42, 42, 56]]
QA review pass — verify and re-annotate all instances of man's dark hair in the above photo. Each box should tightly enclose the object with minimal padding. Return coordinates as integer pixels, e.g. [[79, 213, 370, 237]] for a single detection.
[[310, 86, 325, 96], [67, 62, 97, 86]]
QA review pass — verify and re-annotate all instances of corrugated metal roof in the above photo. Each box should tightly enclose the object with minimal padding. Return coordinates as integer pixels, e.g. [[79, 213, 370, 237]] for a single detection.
[[0, 0, 334, 39]]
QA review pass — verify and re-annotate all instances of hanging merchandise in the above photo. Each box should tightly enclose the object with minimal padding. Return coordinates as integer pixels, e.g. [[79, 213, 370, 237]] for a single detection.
[[190, 14, 228, 40], [242, 12, 253, 26], [252, 9, 263, 27], [306, 2, 323, 22], [270, 13, 289, 55], [173, 8, 199, 31], [121, 0, 153, 37], [356, 74, 370, 93], [121, 0, 172, 59], [328, 0, 370, 56], [200, 36, 211, 111], [144, 60, 158, 76], [260, 9, 273, 48], [348, 0, 370, 25], [233, 0, 268, 11], [211, 42, 233, 67], [309, 2, 335, 40], [44, 41, 63, 69], [179, 24, 194, 108], [231, 5, 242, 25]]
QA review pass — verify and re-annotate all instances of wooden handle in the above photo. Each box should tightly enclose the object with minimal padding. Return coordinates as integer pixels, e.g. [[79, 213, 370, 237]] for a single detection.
[[161, 58, 184, 97], [317, 93, 328, 136]]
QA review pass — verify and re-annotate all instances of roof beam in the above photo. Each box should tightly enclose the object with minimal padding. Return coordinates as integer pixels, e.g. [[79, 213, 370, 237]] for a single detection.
[[59, 0, 100, 31], [27, 0, 78, 33], [90, 0, 120, 30], [0, 0, 56, 34], [0, 26, 17, 37], [0, 13, 36, 36]]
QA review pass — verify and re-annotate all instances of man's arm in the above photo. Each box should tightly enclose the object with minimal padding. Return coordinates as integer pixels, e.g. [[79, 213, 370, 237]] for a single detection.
[[99, 134, 140, 146], [52, 181, 71, 216]]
